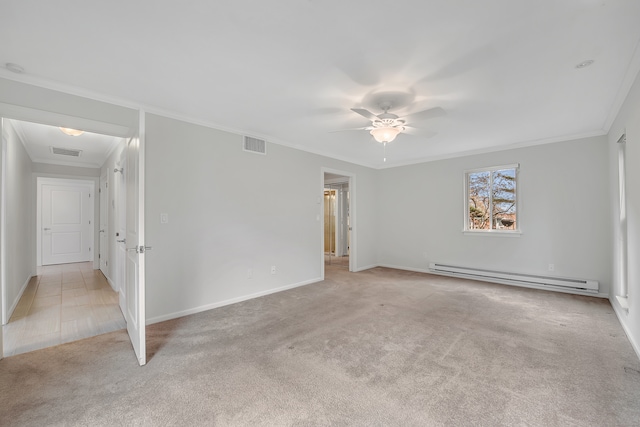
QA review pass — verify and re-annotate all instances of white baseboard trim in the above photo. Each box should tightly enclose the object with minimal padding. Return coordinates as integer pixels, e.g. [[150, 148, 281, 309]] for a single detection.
[[5, 275, 32, 324], [106, 275, 117, 292], [615, 295, 630, 310], [376, 264, 431, 274], [611, 298, 640, 362], [146, 277, 323, 325], [353, 264, 378, 272]]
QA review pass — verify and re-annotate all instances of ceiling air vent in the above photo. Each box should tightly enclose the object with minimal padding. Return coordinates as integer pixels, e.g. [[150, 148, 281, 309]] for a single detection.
[[243, 136, 266, 155], [51, 147, 82, 157]]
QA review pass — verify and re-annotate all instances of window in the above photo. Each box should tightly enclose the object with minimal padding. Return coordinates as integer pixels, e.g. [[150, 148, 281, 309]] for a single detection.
[[465, 164, 519, 233]]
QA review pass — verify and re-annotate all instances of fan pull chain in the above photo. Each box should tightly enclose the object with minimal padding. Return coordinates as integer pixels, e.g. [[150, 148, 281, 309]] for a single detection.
[[383, 142, 387, 163]]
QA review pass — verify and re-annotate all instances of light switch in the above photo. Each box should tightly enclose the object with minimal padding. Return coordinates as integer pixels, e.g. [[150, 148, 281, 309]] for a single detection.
[[160, 213, 169, 224]]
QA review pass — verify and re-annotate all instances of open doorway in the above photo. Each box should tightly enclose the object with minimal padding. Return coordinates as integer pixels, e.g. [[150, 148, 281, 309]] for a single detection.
[[324, 182, 349, 268], [0, 84, 146, 365], [1, 118, 126, 357], [322, 169, 355, 275]]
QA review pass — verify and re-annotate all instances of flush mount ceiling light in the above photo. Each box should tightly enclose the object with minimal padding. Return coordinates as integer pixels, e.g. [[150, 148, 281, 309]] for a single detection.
[[575, 59, 594, 69], [370, 126, 402, 143], [59, 127, 85, 136]]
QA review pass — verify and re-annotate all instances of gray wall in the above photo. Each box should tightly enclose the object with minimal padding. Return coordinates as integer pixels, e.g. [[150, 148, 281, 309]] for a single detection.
[[376, 136, 612, 295], [2, 120, 34, 321], [144, 113, 377, 322], [608, 70, 640, 357]]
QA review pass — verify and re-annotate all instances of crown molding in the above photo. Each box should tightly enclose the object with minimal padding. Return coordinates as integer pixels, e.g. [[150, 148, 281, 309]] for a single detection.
[[0, 70, 620, 172], [377, 129, 607, 169], [603, 37, 640, 132]]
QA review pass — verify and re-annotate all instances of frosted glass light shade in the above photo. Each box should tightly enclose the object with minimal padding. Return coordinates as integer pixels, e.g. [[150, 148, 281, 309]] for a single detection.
[[59, 127, 85, 136], [370, 126, 401, 143]]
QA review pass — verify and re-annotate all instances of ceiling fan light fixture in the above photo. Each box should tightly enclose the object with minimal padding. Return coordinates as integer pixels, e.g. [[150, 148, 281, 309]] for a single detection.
[[370, 126, 401, 143], [59, 127, 85, 137]]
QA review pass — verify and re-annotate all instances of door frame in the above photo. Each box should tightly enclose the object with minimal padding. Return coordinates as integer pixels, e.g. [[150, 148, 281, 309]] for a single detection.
[[99, 171, 109, 276], [36, 177, 96, 267], [115, 149, 127, 315], [336, 184, 349, 257], [325, 183, 349, 258], [323, 188, 335, 255], [0, 118, 6, 339], [0, 102, 142, 363], [321, 168, 356, 278], [323, 184, 349, 258]]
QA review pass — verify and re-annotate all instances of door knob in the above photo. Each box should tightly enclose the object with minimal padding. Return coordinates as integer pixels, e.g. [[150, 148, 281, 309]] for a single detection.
[[117, 239, 126, 243], [99, 229, 105, 233], [43, 227, 51, 231], [127, 245, 152, 253]]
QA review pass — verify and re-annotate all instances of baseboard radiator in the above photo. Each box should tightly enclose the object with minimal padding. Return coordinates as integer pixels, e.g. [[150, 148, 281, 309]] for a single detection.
[[428, 263, 599, 293]]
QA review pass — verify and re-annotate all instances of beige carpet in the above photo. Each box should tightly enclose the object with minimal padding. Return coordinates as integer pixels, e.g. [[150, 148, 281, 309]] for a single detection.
[[1, 266, 639, 426]]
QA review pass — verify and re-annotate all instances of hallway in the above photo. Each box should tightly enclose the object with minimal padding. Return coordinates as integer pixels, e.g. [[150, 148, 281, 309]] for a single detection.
[[324, 254, 349, 268], [2, 262, 125, 357]]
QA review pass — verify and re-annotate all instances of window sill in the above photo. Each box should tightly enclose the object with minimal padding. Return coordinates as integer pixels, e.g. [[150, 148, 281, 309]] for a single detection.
[[463, 230, 522, 237]]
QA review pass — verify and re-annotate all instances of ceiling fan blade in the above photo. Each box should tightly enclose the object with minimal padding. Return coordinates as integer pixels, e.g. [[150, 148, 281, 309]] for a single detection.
[[403, 126, 438, 138], [329, 126, 373, 133], [350, 108, 379, 121], [402, 107, 446, 123]]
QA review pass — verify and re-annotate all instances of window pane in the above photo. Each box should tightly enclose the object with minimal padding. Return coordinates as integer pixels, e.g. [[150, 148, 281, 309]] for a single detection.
[[491, 169, 516, 229], [468, 171, 491, 230]]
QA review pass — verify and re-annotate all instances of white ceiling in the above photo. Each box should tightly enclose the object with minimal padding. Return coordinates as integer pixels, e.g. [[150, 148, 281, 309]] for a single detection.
[[9, 120, 122, 168], [1, 1, 639, 168]]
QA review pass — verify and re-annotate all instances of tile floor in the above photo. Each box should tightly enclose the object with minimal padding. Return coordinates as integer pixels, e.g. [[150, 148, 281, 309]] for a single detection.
[[2, 262, 126, 357]]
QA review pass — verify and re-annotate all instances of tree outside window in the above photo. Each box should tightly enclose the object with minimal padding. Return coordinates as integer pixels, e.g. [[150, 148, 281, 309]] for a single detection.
[[466, 166, 518, 231]]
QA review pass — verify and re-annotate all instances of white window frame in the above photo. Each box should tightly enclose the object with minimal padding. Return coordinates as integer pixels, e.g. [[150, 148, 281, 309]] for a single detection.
[[464, 163, 521, 236]]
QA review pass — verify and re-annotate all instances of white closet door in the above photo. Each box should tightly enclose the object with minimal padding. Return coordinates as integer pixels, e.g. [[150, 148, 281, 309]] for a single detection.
[[42, 184, 93, 265]]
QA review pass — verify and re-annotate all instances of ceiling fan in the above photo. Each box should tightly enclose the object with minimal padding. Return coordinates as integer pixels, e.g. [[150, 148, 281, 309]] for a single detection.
[[344, 103, 446, 143]]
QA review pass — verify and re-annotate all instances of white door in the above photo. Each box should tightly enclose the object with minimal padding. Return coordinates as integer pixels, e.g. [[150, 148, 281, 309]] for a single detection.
[[41, 182, 93, 265], [99, 174, 108, 275], [125, 114, 146, 366]]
